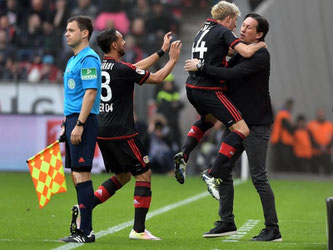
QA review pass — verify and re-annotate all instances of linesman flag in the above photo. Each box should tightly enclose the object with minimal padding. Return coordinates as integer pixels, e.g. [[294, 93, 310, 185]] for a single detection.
[[26, 140, 67, 208]]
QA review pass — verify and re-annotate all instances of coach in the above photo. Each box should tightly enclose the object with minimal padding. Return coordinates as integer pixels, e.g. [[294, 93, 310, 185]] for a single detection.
[[185, 13, 281, 241]]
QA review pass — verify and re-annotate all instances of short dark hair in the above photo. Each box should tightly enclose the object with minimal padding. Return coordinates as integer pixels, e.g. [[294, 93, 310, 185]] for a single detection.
[[244, 12, 269, 41], [296, 114, 306, 122], [96, 28, 118, 54], [67, 15, 93, 41]]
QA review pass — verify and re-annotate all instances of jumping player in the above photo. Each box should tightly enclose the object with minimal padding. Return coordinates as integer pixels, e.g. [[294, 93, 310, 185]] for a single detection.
[[174, 1, 265, 199]]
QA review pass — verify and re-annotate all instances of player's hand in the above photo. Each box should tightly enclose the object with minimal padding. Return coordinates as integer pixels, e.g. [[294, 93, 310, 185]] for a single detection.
[[58, 126, 66, 143], [71, 126, 84, 145], [169, 40, 182, 62], [257, 41, 267, 48], [228, 47, 235, 57], [184, 58, 200, 72], [161, 31, 172, 52]]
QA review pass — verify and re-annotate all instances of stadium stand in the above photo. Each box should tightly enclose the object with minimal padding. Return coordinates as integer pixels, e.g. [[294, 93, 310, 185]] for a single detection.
[[0, 0, 210, 83]]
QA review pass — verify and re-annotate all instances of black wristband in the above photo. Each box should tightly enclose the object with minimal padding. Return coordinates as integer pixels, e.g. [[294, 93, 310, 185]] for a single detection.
[[76, 120, 85, 126], [157, 49, 165, 58], [61, 121, 65, 127]]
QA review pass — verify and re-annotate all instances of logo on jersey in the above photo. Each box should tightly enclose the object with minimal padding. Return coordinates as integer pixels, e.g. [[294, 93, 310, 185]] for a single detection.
[[143, 156, 150, 164], [68, 78, 75, 89], [81, 68, 97, 80], [136, 68, 145, 75]]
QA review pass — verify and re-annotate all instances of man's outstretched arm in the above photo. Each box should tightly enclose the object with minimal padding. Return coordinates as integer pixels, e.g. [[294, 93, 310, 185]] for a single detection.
[[134, 32, 172, 70], [184, 49, 268, 81]]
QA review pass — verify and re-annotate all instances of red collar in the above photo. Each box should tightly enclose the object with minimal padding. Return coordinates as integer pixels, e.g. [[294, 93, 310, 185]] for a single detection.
[[103, 57, 116, 60], [207, 18, 218, 23]]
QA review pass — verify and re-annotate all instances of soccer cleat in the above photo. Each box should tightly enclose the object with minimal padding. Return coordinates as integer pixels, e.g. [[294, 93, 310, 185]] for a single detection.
[[174, 152, 187, 184], [129, 229, 161, 240], [59, 229, 95, 243], [201, 170, 221, 200], [70, 205, 81, 235], [251, 228, 282, 241], [203, 221, 237, 238]]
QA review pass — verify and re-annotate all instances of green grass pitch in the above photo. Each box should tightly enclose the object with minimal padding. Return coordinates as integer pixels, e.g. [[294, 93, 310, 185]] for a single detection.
[[0, 172, 331, 249]]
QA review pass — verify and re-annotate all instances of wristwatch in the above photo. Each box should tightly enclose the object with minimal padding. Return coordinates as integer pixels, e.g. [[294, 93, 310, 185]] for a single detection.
[[196, 61, 204, 71], [76, 120, 85, 126]]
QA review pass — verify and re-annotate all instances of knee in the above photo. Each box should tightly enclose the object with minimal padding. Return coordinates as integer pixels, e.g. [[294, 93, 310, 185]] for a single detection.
[[252, 178, 269, 190], [72, 171, 91, 185], [230, 120, 250, 137], [239, 125, 250, 137], [204, 114, 217, 125], [135, 169, 152, 182], [116, 172, 131, 185]]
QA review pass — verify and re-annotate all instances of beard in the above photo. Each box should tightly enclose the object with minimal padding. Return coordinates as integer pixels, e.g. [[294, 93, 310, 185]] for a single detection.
[[119, 49, 125, 57]]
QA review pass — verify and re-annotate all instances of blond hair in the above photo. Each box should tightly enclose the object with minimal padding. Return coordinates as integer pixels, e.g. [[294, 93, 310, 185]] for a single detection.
[[211, 1, 241, 21]]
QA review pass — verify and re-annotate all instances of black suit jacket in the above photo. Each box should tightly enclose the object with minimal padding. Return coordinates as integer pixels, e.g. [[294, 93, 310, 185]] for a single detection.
[[203, 47, 273, 126]]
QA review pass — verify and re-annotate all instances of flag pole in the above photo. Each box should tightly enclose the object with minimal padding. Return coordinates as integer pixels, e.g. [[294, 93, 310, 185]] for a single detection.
[[26, 140, 60, 163]]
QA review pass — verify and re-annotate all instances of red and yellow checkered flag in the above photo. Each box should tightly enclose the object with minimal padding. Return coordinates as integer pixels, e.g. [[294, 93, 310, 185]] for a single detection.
[[26, 141, 67, 208]]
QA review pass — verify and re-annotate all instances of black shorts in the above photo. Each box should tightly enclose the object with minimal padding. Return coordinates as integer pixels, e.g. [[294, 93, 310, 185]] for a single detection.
[[97, 135, 150, 176], [65, 114, 98, 172], [186, 88, 243, 128]]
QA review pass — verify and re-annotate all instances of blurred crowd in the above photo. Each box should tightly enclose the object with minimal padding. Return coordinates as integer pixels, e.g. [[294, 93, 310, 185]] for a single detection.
[[270, 99, 333, 175], [0, 0, 211, 83]]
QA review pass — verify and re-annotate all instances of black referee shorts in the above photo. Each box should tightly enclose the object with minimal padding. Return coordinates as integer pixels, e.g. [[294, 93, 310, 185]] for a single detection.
[[186, 88, 243, 128], [65, 113, 98, 172], [97, 135, 150, 176]]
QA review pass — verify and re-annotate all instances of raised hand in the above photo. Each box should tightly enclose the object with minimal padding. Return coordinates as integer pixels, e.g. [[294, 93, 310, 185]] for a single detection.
[[169, 40, 182, 62]]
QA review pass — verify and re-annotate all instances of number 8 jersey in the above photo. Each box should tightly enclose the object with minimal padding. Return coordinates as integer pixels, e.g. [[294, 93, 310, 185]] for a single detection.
[[97, 57, 150, 139], [186, 18, 241, 91]]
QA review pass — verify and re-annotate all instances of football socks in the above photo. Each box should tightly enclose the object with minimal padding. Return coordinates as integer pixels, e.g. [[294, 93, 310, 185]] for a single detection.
[[76, 180, 94, 235], [93, 176, 122, 208], [133, 181, 152, 233]]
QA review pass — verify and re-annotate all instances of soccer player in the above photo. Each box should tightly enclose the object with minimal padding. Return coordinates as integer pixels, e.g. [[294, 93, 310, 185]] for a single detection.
[[70, 29, 181, 240], [174, 1, 265, 199], [58, 16, 101, 243], [185, 13, 282, 241]]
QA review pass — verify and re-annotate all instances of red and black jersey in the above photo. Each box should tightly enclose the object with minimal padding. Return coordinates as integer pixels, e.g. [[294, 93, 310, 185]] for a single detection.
[[186, 18, 241, 91], [97, 57, 150, 139]]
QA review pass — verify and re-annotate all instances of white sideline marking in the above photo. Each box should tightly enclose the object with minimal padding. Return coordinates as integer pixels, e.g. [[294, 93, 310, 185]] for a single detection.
[[54, 179, 244, 250], [223, 219, 260, 242]]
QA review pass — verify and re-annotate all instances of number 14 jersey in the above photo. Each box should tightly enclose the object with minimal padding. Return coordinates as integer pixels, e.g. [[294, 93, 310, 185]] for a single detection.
[[97, 57, 150, 139], [186, 18, 241, 90]]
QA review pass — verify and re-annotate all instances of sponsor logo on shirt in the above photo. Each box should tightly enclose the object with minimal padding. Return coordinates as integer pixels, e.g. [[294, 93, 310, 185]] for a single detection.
[[68, 78, 75, 89], [143, 155, 150, 164], [81, 68, 97, 80], [136, 68, 145, 75]]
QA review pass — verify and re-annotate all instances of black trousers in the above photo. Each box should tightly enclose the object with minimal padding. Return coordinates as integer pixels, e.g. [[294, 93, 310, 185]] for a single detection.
[[271, 143, 294, 172], [218, 125, 279, 228], [311, 154, 332, 174]]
